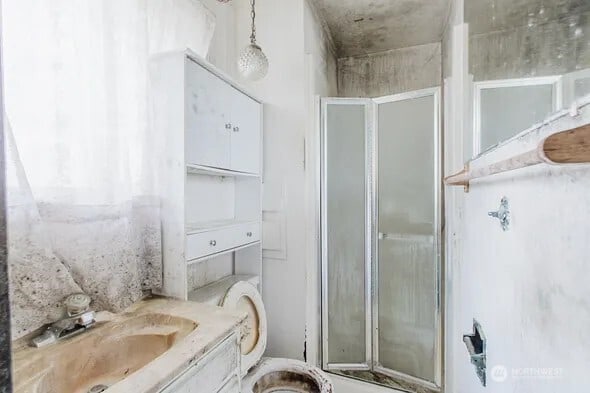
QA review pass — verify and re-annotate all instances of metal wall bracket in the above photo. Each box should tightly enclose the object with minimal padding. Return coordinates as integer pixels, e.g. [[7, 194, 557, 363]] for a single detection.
[[463, 319, 487, 387], [488, 196, 510, 231]]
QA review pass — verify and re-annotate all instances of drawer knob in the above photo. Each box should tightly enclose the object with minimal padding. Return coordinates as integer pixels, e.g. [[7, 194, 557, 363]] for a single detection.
[[233, 126, 240, 132], [209, 240, 217, 246], [246, 232, 253, 237], [225, 123, 232, 130]]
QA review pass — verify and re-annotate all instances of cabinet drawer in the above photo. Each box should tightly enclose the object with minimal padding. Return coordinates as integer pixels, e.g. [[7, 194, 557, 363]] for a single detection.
[[186, 222, 261, 261], [187, 227, 235, 260], [240, 222, 260, 245], [159, 333, 239, 393]]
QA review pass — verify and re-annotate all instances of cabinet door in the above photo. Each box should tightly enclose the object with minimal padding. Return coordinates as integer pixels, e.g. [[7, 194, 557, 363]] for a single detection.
[[230, 89, 261, 174], [185, 59, 231, 169], [158, 333, 239, 393]]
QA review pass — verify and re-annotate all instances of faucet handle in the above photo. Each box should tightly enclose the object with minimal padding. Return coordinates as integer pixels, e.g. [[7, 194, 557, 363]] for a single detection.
[[31, 329, 58, 348], [64, 293, 91, 316], [488, 196, 510, 231]]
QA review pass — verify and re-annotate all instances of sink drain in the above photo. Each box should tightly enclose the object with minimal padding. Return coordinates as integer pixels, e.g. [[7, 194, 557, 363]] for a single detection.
[[88, 385, 109, 393]]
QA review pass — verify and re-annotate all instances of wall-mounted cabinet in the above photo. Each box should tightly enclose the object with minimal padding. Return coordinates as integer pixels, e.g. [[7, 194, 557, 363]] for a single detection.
[[185, 59, 261, 174], [151, 50, 263, 300]]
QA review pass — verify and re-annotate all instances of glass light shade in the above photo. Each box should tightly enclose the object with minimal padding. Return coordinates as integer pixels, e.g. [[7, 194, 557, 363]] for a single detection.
[[238, 44, 269, 81]]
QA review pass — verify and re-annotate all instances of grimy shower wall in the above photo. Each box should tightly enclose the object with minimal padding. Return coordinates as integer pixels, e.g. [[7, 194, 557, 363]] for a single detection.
[[469, 9, 590, 82], [337, 42, 442, 97]]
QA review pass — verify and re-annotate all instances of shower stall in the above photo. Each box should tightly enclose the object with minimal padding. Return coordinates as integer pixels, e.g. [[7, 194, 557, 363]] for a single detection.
[[320, 88, 442, 391]]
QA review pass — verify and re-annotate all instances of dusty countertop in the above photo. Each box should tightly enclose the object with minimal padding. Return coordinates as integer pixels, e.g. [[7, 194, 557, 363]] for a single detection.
[[12, 297, 246, 393]]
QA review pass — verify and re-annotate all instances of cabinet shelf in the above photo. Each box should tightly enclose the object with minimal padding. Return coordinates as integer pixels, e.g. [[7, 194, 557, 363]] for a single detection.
[[186, 164, 260, 178], [186, 241, 260, 266], [186, 219, 259, 235], [187, 274, 260, 305]]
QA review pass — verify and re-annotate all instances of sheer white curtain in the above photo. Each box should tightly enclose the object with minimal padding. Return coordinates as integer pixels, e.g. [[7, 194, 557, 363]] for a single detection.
[[2, 0, 215, 338]]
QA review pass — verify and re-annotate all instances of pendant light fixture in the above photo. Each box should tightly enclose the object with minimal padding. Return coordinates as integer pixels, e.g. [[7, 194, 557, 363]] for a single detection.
[[238, 0, 269, 81]]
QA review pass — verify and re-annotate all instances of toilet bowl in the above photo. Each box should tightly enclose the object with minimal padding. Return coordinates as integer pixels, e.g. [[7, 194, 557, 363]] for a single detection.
[[242, 357, 333, 393], [191, 278, 333, 392]]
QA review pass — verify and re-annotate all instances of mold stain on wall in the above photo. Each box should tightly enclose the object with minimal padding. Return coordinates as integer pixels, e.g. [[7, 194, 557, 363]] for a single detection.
[[337, 42, 441, 97], [309, 0, 451, 57]]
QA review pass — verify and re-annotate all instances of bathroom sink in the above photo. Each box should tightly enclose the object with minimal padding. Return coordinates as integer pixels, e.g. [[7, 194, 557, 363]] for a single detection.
[[13, 313, 197, 393]]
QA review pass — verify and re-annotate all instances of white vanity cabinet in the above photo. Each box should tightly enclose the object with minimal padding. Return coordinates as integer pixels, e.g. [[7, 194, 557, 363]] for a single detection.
[[185, 58, 261, 174], [159, 331, 241, 393]]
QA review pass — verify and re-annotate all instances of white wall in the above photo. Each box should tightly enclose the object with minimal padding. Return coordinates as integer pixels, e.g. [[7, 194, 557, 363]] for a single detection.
[[444, 3, 590, 392], [455, 102, 590, 393], [303, 0, 337, 367], [200, 0, 238, 77], [233, 0, 337, 360], [441, 2, 467, 392]]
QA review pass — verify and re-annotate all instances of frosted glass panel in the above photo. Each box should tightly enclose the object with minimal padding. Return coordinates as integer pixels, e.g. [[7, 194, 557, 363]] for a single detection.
[[377, 95, 436, 382], [325, 103, 367, 364], [575, 77, 590, 100], [480, 84, 553, 152]]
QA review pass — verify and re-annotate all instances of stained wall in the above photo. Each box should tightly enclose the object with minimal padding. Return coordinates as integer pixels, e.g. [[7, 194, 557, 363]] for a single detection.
[[338, 42, 442, 97]]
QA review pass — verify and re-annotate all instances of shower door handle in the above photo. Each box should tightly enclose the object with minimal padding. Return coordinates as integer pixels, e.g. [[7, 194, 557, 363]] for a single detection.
[[377, 232, 434, 242]]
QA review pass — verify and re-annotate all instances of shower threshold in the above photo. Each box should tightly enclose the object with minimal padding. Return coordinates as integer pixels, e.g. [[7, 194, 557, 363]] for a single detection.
[[330, 370, 440, 393]]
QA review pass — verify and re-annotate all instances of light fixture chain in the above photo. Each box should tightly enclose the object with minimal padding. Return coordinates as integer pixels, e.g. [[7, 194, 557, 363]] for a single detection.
[[250, 0, 256, 44]]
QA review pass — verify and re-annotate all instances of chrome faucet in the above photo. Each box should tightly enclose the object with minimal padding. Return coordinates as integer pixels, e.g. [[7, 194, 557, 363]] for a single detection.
[[31, 293, 96, 348]]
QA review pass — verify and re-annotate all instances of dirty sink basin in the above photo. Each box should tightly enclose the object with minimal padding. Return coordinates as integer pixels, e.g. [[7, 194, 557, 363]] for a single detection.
[[13, 313, 197, 393]]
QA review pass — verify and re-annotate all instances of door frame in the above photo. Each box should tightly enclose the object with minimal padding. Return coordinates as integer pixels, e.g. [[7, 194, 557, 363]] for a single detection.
[[372, 87, 442, 390], [319, 87, 442, 390], [562, 68, 590, 106], [320, 97, 374, 371]]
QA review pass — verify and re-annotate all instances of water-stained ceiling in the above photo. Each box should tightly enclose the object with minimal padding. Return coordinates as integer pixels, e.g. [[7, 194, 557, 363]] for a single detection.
[[309, 0, 451, 57]]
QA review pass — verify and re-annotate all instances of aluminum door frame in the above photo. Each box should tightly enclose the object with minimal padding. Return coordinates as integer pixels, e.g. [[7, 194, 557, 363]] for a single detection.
[[372, 87, 442, 389], [320, 97, 374, 371], [320, 88, 442, 390]]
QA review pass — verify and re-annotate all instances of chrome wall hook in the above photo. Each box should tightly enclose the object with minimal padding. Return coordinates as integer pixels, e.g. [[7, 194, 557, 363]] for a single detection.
[[488, 196, 510, 231]]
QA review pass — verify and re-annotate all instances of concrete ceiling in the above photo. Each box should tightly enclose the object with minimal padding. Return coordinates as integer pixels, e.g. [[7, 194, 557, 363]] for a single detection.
[[309, 0, 451, 58], [466, 0, 590, 35]]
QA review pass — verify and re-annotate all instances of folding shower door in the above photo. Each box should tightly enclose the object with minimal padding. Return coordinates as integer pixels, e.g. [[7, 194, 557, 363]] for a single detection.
[[321, 98, 372, 369], [320, 88, 441, 390]]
